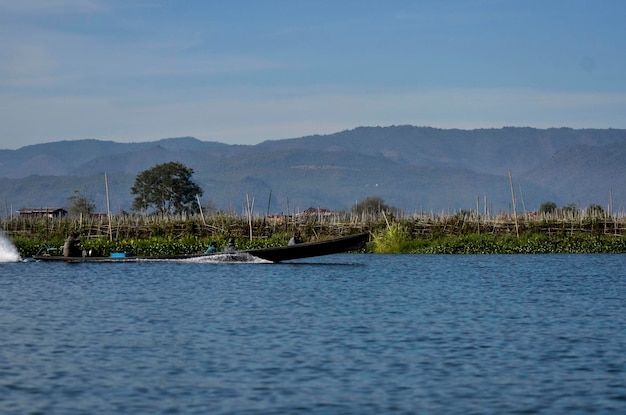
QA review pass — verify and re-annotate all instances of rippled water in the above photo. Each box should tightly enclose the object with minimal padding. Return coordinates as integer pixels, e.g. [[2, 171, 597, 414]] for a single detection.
[[1, 254, 625, 414]]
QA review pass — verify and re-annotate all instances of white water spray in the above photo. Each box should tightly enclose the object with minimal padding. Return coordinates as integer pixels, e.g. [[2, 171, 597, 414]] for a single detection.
[[0, 232, 20, 262]]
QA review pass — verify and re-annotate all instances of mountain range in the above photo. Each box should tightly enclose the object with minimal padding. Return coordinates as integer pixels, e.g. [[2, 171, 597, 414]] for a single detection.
[[1, 126, 625, 216]]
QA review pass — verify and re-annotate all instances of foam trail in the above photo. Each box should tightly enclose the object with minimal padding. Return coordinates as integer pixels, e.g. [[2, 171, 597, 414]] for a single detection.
[[182, 252, 270, 263], [0, 232, 20, 262]]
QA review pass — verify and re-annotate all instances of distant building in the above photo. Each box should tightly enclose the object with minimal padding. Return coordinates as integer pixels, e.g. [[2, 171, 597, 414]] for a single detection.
[[18, 208, 68, 218]]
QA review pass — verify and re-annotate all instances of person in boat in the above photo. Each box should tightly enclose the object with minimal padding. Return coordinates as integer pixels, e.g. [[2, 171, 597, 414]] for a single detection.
[[63, 232, 82, 257], [205, 240, 217, 254], [223, 238, 237, 253], [288, 230, 303, 246]]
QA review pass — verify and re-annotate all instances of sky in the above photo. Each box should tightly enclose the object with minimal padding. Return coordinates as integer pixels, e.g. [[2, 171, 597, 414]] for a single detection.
[[1, 0, 625, 150]]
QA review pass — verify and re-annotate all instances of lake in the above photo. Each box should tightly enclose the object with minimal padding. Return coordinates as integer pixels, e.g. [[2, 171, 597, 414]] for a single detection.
[[1, 252, 625, 414]]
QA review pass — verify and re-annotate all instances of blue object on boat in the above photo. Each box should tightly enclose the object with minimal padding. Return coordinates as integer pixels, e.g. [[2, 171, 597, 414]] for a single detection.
[[110, 252, 127, 258]]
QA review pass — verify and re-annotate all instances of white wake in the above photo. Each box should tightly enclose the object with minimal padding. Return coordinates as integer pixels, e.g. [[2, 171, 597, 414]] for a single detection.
[[0, 232, 20, 262], [181, 252, 270, 263]]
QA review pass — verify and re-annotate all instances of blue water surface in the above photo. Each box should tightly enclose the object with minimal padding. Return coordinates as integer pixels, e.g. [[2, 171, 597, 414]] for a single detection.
[[1, 254, 625, 414]]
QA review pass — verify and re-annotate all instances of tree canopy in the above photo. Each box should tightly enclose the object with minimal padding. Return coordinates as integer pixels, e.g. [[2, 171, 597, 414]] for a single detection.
[[131, 162, 203, 215], [538, 201, 558, 215], [586, 204, 605, 217], [352, 196, 401, 216], [67, 188, 96, 217]]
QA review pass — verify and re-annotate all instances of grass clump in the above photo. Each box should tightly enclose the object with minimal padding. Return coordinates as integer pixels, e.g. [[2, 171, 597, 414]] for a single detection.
[[372, 224, 410, 254]]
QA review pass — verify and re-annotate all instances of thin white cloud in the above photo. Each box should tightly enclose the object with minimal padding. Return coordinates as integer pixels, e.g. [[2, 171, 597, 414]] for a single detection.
[[0, 22, 283, 91]]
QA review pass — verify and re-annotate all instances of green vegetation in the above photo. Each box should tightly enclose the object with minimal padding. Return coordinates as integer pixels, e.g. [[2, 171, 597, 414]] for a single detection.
[[5, 158, 626, 258], [4, 210, 626, 258], [369, 213, 626, 254], [67, 187, 96, 217], [538, 201, 558, 215], [131, 162, 203, 215], [372, 223, 411, 254], [352, 196, 401, 218], [374, 232, 626, 254]]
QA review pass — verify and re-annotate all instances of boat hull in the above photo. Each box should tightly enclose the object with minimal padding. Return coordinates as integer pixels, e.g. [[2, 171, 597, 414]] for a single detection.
[[246, 232, 369, 262]]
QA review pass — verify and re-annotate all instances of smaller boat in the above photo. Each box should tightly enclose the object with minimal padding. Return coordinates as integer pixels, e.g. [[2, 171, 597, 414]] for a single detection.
[[31, 252, 252, 263], [32, 232, 370, 263]]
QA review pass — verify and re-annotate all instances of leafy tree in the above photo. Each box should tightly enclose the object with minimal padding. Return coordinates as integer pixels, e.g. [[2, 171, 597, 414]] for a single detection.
[[586, 204, 605, 217], [560, 203, 578, 217], [352, 196, 400, 217], [131, 162, 203, 215], [67, 188, 96, 217], [538, 201, 557, 215]]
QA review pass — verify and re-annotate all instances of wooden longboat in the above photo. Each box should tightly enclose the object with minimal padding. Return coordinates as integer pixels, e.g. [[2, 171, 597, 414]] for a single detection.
[[246, 232, 369, 262], [32, 232, 370, 263]]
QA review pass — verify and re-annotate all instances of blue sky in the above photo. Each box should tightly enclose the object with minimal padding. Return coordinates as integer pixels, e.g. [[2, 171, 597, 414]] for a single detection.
[[1, 0, 625, 149]]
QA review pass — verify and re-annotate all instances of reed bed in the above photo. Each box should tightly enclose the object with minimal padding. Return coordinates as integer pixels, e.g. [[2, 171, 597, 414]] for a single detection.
[[4, 210, 626, 257]]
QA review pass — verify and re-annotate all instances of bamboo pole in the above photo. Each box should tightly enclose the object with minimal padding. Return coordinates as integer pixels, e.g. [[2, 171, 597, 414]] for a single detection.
[[476, 195, 480, 234], [509, 171, 519, 238], [105, 173, 113, 241], [246, 194, 254, 241], [382, 210, 391, 230], [196, 194, 206, 226]]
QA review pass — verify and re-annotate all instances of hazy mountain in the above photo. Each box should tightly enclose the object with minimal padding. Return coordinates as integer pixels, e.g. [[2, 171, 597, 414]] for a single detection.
[[522, 142, 626, 210], [255, 126, 626, 175], [1, 126, 625, 215]]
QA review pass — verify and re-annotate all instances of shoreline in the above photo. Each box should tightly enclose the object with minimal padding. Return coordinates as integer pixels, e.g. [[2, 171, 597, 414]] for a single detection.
[[5, 214, 626, 257]]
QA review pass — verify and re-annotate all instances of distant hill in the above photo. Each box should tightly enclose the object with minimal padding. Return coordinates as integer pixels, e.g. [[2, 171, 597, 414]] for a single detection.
[[1, 126, 625, 215]]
